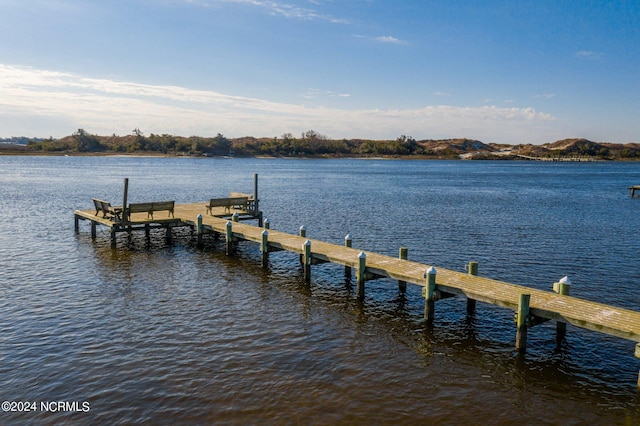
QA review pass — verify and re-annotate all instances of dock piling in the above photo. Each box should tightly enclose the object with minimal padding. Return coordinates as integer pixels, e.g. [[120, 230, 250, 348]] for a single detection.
[[344, 234, 352, 281], [261, 229, 269, 267], [197, 214, 203, 248], [299, 226, 307, 264], [553, 276, 571, 341], [635, 344, 640, 389], [303, 240, 312, 282], [398, 247, 408, 293], [423, 267, 436, 322], [516, 293, 531, 352], [225, 221, 233, 255], [356, 252, 367, 301], [467, 261, 478, 315], [110, 226, 117, 248], [165, 224, 172, 244]]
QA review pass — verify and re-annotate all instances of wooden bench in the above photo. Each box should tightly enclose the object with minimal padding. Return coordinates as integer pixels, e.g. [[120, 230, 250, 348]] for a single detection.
[[205, 196, 248, 215], [127, 201, 175, 219], [230, 192, 256, 211], [92, 198, 120, 219]]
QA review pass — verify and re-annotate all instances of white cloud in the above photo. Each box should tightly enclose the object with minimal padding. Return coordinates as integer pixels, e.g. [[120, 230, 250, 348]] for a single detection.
[[535, 93, 556, 99], [304, 88, 352, 100], [375, 35, 408, 45], [353, 34, 409, 45], [194, 0, 349, 23], [0, 64, 557, 143], [575, 50, 604, 59]]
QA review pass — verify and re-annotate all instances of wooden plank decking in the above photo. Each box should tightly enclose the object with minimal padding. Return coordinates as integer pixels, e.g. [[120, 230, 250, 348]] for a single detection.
[[76, 199, 640, 385]]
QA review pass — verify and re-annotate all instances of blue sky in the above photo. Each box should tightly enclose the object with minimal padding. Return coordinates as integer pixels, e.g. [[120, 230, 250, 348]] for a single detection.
[[0, 0, 638, 144]]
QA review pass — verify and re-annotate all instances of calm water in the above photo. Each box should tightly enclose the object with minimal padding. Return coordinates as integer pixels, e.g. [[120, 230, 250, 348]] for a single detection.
[[1, 156, 640, 425]]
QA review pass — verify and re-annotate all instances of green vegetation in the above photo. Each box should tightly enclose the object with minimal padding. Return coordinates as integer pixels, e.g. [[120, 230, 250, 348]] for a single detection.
[[20, 130, 640, 160]]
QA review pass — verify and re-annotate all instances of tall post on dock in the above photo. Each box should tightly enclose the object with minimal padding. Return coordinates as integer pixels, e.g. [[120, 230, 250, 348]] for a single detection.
[[196, 214, 203, 248], [344, 234, 352, 281], [225, 221, 233, 255], [303, 240, 312, 283], [553, 276, 571, 341], [356, 252, 366, 301], [398, 247, 408, 293], [261, 230, 269, 268], [253, 173, 259, 214], [467, 261, 478, 315], [122, 178, 129, 223], [516, 293, 531, 352], [423, 267, 436, 322]]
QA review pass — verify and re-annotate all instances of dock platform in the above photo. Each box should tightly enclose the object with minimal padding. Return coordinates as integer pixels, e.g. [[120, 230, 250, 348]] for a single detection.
[[75, 177, 640, 388]]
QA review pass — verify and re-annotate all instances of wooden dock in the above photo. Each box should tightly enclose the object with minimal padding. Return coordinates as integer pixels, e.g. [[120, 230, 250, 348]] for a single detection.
[[630, 185, 640, 197], [75, 177, 640, 387]]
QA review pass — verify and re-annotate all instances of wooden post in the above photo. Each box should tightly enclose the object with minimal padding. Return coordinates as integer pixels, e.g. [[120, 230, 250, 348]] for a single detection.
[[261, 229, 269, 268], [110, 226, 117, 248], [423, 267, 436, 322], [299, 226, 306, 264], [516, 293, 531, 352], [263, 219, 270, 229], [253, 173, 259, 214], [122, 178, 129, 223], [398, 247, 408, 293], [91, 221, 97, 239], [303, 239, 311, 283], [635, 344, 640, 390], [553, 276, 571, 340], [145, 223, 150, 239], [74, 215, 80, 233], [467, 261, 478, 315], [344, 234, 352, 281], [165, 225, 172, 244], [225, 221, 233, 255], [196, 214, 203, 248], [232, 212, 239, 222], [356, 251, 366, 301]]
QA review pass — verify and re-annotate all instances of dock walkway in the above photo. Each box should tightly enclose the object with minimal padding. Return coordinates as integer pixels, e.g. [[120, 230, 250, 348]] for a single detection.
[[75, 199, 640, 387]]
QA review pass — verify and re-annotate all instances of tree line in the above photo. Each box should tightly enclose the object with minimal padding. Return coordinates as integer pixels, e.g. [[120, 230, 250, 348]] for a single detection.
[[23, 129, 640, 159], [26, 129, 443, 157]]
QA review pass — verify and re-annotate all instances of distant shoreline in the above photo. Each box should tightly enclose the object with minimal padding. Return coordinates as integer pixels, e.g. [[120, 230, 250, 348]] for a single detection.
[[4, 132, 640, 161]]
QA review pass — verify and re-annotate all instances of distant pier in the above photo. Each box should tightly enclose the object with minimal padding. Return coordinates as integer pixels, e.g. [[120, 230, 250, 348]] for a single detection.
[[75, 175, 640, 388]]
